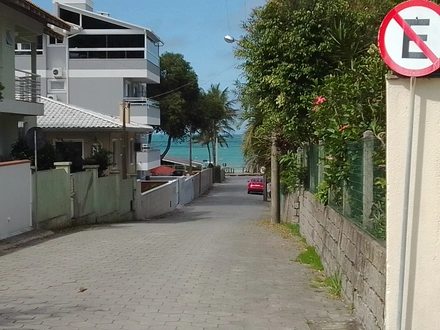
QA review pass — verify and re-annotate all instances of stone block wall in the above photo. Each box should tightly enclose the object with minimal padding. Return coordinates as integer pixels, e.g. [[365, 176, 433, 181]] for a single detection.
[[282, 190, 386, 330]]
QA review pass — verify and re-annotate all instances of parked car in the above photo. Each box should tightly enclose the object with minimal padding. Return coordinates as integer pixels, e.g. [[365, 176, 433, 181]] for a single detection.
[[248, 177, 264, 194]]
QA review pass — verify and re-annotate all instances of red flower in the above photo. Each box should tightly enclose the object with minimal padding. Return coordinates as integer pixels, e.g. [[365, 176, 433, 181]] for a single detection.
[[314, 96, 326, 105], [339, 125, 349, 131]]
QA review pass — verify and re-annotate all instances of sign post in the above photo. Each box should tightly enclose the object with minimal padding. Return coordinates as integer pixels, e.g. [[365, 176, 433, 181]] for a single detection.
[[379, 1, 440, 328]]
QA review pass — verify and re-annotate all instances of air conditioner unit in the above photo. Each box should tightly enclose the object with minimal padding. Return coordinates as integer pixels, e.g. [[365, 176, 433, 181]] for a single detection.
[[46, 94, 58, 101], [52, 67, 63, 78]]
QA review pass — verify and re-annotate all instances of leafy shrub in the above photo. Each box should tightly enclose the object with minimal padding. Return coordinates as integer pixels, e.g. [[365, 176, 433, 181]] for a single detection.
[[83, 146, 112, 177], [10, 138, 56, 171]]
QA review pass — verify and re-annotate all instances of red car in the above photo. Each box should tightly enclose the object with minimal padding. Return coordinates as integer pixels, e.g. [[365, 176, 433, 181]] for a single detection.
[[248, 177, 264, 194]]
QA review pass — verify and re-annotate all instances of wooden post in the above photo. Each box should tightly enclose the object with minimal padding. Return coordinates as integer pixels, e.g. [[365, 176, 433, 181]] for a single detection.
[[362, 130, 375, 230]]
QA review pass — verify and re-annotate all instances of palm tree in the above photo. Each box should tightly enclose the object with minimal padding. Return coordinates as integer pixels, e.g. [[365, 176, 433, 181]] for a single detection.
[[196, 84, 237, 165]]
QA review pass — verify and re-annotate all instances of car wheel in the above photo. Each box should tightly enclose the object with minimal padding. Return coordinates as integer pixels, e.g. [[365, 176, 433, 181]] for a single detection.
[[247, 190, 250, 194]]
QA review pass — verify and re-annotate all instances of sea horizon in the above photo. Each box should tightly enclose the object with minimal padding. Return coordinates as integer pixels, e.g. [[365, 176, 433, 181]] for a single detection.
[[151, 133, 245, 170]]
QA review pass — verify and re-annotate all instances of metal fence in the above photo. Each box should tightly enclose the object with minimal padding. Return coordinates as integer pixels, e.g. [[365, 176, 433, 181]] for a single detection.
[[307, 132, 386, 240]]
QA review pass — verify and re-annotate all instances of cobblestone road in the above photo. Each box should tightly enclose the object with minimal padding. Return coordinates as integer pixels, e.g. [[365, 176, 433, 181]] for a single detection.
[[0, 176, 357, 330]]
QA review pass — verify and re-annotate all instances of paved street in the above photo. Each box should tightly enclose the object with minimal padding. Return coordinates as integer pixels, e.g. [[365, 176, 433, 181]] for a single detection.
[[0, 176, 357, 330]]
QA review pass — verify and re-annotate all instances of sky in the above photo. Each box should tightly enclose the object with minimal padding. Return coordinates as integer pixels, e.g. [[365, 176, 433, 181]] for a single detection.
[[33, 0, 267, 93]]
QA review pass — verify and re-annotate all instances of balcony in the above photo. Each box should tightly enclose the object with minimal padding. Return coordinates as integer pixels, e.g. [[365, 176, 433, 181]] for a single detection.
[[124, 96, 160, 126], [0, 70, 43, 116], [136, 149, 161, 171]]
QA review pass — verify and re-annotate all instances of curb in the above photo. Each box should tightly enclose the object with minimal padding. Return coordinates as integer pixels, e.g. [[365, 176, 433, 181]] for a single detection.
[[0, 229, 54, 254]]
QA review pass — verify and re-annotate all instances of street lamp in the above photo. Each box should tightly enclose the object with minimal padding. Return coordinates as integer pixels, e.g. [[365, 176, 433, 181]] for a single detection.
[[224, 35, 236, 43], [224, 35, 280, 224]]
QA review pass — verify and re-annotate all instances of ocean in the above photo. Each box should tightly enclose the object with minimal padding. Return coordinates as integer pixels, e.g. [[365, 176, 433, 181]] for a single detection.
[[151, 134, 245, 171]]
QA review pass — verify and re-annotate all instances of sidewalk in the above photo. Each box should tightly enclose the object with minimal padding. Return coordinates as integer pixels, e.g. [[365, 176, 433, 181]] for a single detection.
[[0, 176, 361, 330]]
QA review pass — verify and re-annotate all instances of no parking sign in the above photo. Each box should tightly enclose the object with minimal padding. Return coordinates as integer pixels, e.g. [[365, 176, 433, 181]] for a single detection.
[[378, 0, 440, 77]]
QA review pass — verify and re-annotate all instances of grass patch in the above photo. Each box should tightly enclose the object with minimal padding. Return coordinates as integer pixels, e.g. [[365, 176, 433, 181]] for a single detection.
[[324, 273, 342, 297], [282, 223, 301, 237], [295, 246, 324, 271]]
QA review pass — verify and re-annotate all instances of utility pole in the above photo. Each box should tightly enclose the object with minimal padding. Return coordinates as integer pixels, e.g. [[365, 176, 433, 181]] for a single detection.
[[271, 135, 280, 224], [121, 101, 128, 179], [189, 126, 193, 175]]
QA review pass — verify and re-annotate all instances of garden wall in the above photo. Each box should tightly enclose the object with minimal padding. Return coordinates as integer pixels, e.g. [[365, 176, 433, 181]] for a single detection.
[[282, 189, 386, 330]]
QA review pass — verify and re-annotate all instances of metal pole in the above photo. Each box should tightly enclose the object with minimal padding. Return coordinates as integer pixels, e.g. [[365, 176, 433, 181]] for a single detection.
[[189, 126, 193, 175], [271, 135, 280, 224], [397, 76, 416, 330], [121, 102, 127, 179], [34, 130, 38, 229]]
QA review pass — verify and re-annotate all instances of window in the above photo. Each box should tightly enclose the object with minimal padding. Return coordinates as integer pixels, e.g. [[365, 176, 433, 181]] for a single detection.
[[59, 8, 80, 25], [54, 140, 84, 158], [82, 15, 128, 29], [15, 36, 43, 55], [48, 36, 64, 45], [147, 38, 159, 66], [69, 50, 144, 59], [107, 35, 144, 48], [69, 35, 106, 48], [48, 80, 65, 92]]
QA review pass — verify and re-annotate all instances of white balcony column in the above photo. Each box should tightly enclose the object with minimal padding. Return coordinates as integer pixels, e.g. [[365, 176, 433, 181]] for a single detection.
[[30, 42, 37, 103]]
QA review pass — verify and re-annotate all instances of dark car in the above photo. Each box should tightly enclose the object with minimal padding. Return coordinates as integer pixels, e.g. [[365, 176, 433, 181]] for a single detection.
[[248, 177, 264, 194]]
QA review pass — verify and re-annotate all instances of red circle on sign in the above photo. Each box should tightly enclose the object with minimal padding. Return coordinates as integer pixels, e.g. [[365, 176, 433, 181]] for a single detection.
[[378, 0, 440, 77]]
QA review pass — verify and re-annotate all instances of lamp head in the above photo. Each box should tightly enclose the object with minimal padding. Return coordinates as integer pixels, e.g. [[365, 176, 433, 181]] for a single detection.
[[224, 35, 235, 43]]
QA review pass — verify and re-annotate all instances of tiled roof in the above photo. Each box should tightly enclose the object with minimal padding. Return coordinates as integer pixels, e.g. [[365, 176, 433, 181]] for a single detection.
[[38, 97, 153, 131]]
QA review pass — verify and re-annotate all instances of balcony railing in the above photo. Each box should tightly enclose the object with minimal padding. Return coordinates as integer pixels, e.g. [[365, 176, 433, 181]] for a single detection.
[[15, 69, 41, 103], [123, 96, 159, 108]]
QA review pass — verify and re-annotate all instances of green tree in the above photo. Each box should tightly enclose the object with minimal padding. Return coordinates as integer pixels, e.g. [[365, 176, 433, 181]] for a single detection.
[[10, 139, 56, 171], [195, 84, 237, 165], [149, 52, 202, 159], [235, 0, 399, 182]]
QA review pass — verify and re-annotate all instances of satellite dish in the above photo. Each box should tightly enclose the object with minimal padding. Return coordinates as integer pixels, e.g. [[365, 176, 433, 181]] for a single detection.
[[25, 127, 46, 150], [260, 166, 266, 174], [224, 35, 235, 43]]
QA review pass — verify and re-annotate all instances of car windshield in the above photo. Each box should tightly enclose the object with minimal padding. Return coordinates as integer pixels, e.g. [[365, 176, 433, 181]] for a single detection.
[[251, 178, 262, 182]]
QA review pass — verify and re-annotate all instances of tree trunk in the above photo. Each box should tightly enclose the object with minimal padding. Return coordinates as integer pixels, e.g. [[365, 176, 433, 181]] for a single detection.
[[160, 135, 172, 160], [207, 144, 211, 164]]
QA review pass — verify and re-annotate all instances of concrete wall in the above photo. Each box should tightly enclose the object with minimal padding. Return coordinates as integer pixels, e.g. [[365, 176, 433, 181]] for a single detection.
[[386, 77, 440, 330], [33, 165, 134, 229], [135, 168, 214, 220], [282, 190, 386, 330], [69, 77, 122, 116], [178, 176, 194, 206], [200, 168, 213, 193], [135, 180, 179, 220], [0, 160, 32, 239], [72, 170, 94, 219], [33, 168, 71, 229]]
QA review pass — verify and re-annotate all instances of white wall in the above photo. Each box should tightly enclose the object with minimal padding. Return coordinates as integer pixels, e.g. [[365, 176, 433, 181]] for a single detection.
[[0, 161, 32, 239], [178, 176, 194, 206], [135, 180, 179, 220], [386, 76, 440, 329]]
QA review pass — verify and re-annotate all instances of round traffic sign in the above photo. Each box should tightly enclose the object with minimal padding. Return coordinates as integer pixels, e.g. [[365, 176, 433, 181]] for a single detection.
[[378, 0, 440, 77]]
